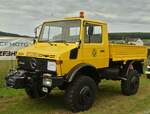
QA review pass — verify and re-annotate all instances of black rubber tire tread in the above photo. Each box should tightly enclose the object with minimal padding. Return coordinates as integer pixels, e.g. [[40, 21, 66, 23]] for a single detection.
[[121, 70, 140, 96], [25, 87, 50, 98], [64, 76, 97, 112], [25, 79, 51, 98]]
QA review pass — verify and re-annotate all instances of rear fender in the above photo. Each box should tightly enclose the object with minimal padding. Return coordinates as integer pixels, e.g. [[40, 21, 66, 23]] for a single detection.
[[124, 61, 144, 76]]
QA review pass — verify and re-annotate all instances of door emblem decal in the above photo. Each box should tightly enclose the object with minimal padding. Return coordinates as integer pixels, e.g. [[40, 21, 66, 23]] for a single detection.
[[92, 49, 97, 57]]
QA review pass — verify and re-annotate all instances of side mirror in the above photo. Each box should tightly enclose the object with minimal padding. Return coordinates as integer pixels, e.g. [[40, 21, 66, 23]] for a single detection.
[[33, 38, 37, 44], [33, 28, 38, 44], [33, 25, 42, 44], [88, 25, 94, 37], [34, 28, 38, 38], [34, 24, 42, 38]]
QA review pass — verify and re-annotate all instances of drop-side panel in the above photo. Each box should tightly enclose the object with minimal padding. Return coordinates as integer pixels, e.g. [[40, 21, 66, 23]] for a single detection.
[[109, 44, 147, 61]]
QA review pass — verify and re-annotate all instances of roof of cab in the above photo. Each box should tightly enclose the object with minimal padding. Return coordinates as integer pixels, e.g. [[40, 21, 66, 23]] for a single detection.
[[43, 17, 107, 25]]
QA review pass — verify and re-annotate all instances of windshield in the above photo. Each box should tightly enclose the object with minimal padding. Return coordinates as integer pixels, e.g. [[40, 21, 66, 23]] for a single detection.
[[39, 20, 80, 43]]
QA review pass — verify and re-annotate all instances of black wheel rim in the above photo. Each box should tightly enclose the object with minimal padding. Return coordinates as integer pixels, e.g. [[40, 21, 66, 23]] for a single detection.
[[131, 76, 139, 90], [79, 86, 93, 107]]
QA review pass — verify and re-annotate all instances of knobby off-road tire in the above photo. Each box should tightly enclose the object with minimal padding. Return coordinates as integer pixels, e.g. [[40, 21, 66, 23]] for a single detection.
[[121, 69, 140, 96], [25, 78, 51, 98], [25, 86, 50, 98], [64, 76, 97, 112]]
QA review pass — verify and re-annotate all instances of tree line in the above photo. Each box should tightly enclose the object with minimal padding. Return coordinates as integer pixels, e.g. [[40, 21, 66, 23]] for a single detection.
[[0, 31, 150, 40], [109, 32, 150, 40]]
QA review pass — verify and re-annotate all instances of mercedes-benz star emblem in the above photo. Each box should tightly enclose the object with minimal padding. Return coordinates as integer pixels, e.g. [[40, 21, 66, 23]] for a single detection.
[[30, 59, 37, 69]]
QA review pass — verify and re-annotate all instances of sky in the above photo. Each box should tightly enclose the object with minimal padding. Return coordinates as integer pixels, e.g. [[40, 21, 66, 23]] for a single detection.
[[0, 0, 150, 36]]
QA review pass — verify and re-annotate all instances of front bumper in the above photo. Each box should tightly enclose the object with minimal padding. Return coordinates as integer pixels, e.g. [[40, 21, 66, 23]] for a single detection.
[[5, 69, 64, 89], [5, 70, 26, 89]]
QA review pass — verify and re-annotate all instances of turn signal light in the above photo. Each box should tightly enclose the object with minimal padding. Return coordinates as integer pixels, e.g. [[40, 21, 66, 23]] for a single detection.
[[56, 60, 63, 64]]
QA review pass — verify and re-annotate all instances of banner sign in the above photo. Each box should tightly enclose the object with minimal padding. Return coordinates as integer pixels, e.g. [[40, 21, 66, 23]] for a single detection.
[[0, 37, 33, 60]]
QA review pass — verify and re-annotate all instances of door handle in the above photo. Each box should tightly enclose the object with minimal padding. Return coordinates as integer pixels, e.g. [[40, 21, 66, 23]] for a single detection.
[[100, 50, 104, 52]]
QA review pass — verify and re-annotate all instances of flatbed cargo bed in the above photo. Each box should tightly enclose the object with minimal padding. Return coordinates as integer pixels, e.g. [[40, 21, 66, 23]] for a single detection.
[[109, 44, 147, 61]]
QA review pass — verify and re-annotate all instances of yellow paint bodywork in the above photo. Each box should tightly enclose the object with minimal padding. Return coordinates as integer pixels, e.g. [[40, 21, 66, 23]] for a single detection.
[[17, 17, 147, 77], [17, 42, 79, 76]]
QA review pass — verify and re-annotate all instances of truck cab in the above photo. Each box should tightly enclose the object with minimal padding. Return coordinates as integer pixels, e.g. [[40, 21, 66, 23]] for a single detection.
[[16, 16, 109, 76], [6, 12, 147, 112]]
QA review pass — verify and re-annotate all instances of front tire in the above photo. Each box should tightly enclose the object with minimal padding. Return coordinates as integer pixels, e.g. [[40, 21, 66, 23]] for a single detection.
[[64, 76, 97, 112], [121, 70, 140, 96], [25, 86, 50, 98], [25, 78, 51, 98]]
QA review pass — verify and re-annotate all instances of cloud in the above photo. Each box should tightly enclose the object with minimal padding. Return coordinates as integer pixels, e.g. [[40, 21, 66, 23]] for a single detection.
[[0, 0, 150, 36]]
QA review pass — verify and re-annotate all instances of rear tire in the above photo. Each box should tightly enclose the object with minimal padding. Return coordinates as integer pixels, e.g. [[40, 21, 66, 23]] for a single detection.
[[64, 76, 97, 112], [121, 70, 140, 96]]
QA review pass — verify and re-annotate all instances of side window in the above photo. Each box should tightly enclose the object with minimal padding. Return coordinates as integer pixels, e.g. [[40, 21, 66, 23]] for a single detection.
[[85, 24, 102, 43]]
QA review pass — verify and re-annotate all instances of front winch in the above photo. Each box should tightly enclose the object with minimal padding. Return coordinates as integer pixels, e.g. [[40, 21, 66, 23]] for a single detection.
[[5, 70, 26, 89]]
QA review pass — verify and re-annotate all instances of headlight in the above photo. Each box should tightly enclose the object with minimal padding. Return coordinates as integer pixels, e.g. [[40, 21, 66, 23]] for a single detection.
[[47, 61, 56, 71], [42, 73, 52, 87]]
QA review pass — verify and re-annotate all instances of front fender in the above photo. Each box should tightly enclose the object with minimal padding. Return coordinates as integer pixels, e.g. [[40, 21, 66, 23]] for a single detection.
[[66, 63, 98, 82]]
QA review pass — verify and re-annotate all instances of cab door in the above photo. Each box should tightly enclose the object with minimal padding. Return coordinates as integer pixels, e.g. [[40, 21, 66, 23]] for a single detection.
[[82, 21, 109, 68]]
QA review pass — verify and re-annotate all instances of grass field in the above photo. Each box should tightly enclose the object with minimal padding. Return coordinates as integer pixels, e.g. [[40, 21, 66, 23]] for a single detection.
[[0, 61, 150, 114]]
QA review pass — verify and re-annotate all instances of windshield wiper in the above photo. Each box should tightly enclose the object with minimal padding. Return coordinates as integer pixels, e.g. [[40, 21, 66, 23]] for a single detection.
[[48, 42, 53, 46], [50, 40, 68, 45]]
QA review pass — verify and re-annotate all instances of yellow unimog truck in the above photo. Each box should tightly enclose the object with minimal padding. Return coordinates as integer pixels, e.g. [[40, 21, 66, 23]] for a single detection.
[[6, 12, 147, 112]]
